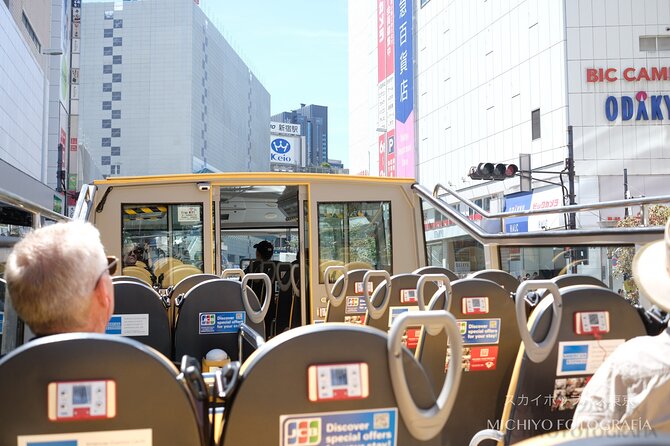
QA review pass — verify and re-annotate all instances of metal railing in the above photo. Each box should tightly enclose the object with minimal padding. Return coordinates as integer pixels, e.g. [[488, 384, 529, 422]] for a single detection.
[[413, 183, 667, 246]]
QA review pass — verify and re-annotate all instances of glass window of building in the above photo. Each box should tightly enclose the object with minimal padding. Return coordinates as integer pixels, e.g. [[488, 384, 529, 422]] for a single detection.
[[531, 109, 541, 140]]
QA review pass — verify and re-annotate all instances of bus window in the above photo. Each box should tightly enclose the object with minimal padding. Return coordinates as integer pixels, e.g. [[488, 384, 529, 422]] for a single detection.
[[499, 245, 628, 295], [317, 202, 392, 282], [121, 204, 204, 287]]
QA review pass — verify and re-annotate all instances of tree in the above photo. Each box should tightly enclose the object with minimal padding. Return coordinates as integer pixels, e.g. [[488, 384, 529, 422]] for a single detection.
[[610, 205, 670, 304]]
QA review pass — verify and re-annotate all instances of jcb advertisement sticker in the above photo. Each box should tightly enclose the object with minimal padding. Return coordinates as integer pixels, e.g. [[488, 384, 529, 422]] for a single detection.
[[199, 311, 245, 334], [280, 408, 397, 445], [457, 319, 501, 345], [345, 296, 368, 315]]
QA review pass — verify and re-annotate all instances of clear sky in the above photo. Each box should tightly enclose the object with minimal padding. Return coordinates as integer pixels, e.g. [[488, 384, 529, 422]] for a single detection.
[[200, 0, 349, 166]]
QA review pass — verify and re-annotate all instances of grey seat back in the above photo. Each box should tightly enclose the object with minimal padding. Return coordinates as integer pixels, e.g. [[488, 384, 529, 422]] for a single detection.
[[168, 273, 219, 327], [365, 273, 441, 352], [0, 278, 5, 347], [273, 261, 294, 334], [0, 333, 205, 445], [220, 323, 443, 445], [326, 269, 383, 324], [418, 278, 520, 446], [551, 274, 606, 290], [174, 278, 265, 362], [504, 285, 647, 444], [111, 280, 171, 357], [470, 269, 520, 298], [414, 266, 459, 281]]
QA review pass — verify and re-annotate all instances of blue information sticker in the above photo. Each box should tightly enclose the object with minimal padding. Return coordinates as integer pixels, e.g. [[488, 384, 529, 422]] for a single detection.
[[0, 311, 4, 334], [105, 315, 122, 335], [560, 344, 589, 373], [458, 319, 501, 345], [27, 442, 77, 446], [280, 408, 397, 446], [199, 311, 246, 334], [345, 296, 368, 315]]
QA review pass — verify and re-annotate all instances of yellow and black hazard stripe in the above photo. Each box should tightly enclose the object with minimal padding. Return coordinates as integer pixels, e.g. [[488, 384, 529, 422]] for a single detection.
[[123, 205, 167, 220]]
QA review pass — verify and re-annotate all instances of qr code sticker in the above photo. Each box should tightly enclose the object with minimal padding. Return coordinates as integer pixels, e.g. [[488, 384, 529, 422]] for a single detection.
[[374, 412, 390, 430]]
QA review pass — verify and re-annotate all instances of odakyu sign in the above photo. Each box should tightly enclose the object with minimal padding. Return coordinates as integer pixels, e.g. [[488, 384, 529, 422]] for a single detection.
[[585, 67, 670, 122], [604, 91, 670, 122]]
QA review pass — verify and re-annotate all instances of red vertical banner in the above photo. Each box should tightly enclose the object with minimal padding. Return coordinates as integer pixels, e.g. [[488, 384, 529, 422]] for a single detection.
[[377, 1, 386, 83]]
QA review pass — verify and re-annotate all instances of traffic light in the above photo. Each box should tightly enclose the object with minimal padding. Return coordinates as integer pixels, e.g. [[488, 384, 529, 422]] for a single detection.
[[468, 163, 518, 180]]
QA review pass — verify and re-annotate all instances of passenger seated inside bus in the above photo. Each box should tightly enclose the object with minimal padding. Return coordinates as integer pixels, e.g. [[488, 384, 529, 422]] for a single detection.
[[4, 221, 116, 338], [572, 218, 670, 433]]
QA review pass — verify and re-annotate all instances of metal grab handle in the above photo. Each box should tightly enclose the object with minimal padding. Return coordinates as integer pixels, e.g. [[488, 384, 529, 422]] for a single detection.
[[238, 323, 265, 363], [388, 310, 463, 441], [468, 429, 504, 446], [515, 280, 563, 363], [240, 273, 272, 324], [215, 361, 241, 399], [416, 274, 452, 321], [324, 265, 348, 307], [363, 270, 392, 320], [222, 268, 245, 280], [290, 264, 300, 296]]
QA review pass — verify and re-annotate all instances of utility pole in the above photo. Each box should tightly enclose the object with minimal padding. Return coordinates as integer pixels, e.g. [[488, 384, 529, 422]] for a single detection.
[[623, 168, 629, 218], [567, 126, 576, 229]]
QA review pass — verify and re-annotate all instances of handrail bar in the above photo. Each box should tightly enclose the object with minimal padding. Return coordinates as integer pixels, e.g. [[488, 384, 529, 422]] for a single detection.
[[432, 182, 670, 219], [413, 183, 664, 246], [0, 187, 68, 223]]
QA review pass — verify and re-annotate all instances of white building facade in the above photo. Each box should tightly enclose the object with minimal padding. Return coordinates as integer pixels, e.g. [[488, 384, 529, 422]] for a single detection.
[[349, 0, 670, 279], [79, 0, 270, 177]]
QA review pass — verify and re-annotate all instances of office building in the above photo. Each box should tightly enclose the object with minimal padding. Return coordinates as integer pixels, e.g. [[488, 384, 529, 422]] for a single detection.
[[349, 0, 670, 276], [0, 0, 72, 211], [78, 0, 271, 177], [272, 104, 329, 167]]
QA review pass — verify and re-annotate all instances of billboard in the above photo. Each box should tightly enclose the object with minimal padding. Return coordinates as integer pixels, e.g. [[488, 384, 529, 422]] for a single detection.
[[504, 188, 564, 233], [377, 0, 395, 176], [270, 136, 300, 165], [395, 0, 415, 178]]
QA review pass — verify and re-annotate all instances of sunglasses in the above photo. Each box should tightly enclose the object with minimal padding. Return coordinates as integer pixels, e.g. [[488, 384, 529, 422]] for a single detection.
[[96, 256, 118, 285]]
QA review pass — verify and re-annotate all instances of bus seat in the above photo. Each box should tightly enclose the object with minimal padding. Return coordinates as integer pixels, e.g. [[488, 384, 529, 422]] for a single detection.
[[509, 429, 670, 446], [470, 269, 520, 299], [110, 280, 171, 357], [219, 310, 463, 445], [415, 265, 459, 281], [154, 257, 183, 280], [345, 260, 373, 270], [273, 262, 294, 334], [112, 275, 150, 286], [0, 333, 207, 445], [497, 283, 647, 444], [324, 268, 385, 324], [121, 265, 153, 286], [319, 259, 345, 282], [364, 273, 442, 347], [551, 274, 607, 290], [289, 263, 302, 328], [134, 260, 147, 269], [163, 264, 203, 288], [174, 275, 270, 363], [0, 278, 5, 347], [417, 277, 520, 446], [169, 273, 219, 327]]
